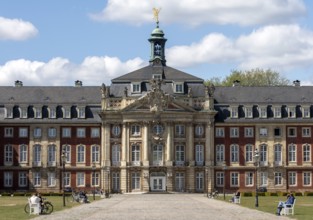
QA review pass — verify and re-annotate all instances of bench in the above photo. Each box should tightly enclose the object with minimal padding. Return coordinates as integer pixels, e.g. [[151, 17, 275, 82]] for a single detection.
[[281, 199, 296, 216]]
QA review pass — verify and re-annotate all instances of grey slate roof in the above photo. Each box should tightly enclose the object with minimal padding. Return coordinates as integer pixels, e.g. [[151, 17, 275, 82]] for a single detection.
[[112, 65, 204, 83], [0, 86, 101, 105]]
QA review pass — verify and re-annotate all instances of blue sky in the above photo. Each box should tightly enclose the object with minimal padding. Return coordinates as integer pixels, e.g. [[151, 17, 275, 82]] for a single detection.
[[1, 0, 313, 86]]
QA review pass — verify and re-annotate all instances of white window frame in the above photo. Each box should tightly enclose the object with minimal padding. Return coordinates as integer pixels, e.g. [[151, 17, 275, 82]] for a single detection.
[[260, 144, 268, 165], [174, 82, 184, 93], [33, 144, 41, 166], [19, 144, 28, 163], [302, 127, 311, 137], [4, 172, 13, 187], [231, 172, 239, 187], [33, 127, 42, 138], [245, 144, 253, 162], [19, 172, 28, 187], [48, 107, 56, 119], [288, 171, 297, 186], [112, 172, 120, 192], [48, 127, 57, 138], [231, 144, 239, 163], [63, 144, 71, 163], [244, 127, 254, 137], [230, 127, 239, 138], [195, 125, 204, 136], [132, 144, 141, 164], [245, 172, 254, 186], [91, 127, 100, 138], [91, 145, 100, 163], [260, 172, 268, 186], [230, 106, 238, 118], [92, 172, 100, 187], [112, 144, 121, 165], [77, 106, 86, 118], [77, 172, 85, 187], [274, 144, 282, 166], [47, 172, 56, 187], [273, 106, 281, 118], [302, 106, 310, 118], [131, 124, 141, 136], [19, 127, 28, 137], [274, 172, 283, 186], [152, 144, 162, 166], [153, 74, 162, 80], [216, 145, 224, 163], [175, 145, 185, 165], [5, 107, 13, 118], [112, 125, 121, 136], [195, 144, 204, 165], [175, 124, 185, 137], [288, 127, 297, 137], [132, 82, 141, 93], [259, 128, 268, 137], [62, 127, 71, 137], [215, 127, 225, 137], [259, 106, 267, 118], [4, 127, 13, 137], [216, 172, 224, 187], [64, 172, 70, 187], [4, 145, 13, 165], [303, 144, 311, 162], [131, 172, 141, 190], [19, 107, 28, 118], [288, 106, 296, 118], [195, 172, 204, 191], [77, 127, 86, 138], [34, 107, 42, 119], [303, 172, 311, 186], [48, 144, 56, 166], [33, 172, 41, 187], [245, 106, 253, 118], [288, 144, 297, 162], [63, 107, 71, 119], [77, 145, 85, 163]]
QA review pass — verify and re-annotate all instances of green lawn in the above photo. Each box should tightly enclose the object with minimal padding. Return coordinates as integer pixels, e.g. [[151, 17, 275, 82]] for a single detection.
[[219, 195, 313, 220], [0, 195, 100, 220]]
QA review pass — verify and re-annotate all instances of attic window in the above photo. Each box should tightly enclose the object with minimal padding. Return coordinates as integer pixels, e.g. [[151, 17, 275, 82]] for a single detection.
[[132, 82, 141, 93], [5, 107, 13, 118], [153, 74, 162, 80], [174, 82, 184, 93]]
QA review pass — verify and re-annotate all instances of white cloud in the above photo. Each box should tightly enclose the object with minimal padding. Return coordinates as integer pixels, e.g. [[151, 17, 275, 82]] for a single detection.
[[166, 24, 313, 75], [0, 17, 38, 41], [0, 57, 146, 86], [90, 0, 306, 26]]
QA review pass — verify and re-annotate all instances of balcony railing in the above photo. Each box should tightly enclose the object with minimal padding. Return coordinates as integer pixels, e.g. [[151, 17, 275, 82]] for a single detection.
[[131, 161, 141, 166], [152, 161, 163, 166], [47, 161, 57, 167], [33, 161, 42, 167]]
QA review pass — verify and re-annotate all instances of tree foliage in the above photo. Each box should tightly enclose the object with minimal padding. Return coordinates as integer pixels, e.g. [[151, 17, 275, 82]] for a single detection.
[[205, 68, 291, 86]]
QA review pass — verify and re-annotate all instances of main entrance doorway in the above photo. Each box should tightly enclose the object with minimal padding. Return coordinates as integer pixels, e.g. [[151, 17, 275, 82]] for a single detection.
[[150, 172, 166, 191]]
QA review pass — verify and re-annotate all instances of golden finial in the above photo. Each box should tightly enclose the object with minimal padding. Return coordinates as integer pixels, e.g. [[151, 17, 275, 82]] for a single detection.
[[152, 7, 161, 23]]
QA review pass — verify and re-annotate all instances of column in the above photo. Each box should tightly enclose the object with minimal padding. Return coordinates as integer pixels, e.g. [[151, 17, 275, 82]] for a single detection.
[[166, 122, 174, 166], [142, 122, 149, 166]]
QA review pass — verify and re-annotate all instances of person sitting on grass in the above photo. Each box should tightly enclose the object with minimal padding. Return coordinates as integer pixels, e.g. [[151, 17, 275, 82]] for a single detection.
[[276, 193, 295, 216]]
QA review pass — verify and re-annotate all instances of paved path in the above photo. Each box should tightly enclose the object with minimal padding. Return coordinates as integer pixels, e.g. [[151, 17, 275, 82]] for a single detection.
[[34, 193, 289, 220]]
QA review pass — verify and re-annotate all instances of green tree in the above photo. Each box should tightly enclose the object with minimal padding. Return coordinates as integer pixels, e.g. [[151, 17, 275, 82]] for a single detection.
[[205, 68, 291, 86]]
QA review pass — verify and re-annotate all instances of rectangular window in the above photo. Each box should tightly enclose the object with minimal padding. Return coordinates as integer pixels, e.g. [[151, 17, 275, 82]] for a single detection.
[[175, 83, 183, 93], [33, 172, 41, 187], [92, 172, 100, 186], [274, 144, 282, 166], [195, 145, 204, 165], [259, 106, 267, 118], [175, 125, 185, 137], [244, 127, 254, 137], [77, 172, 85, 186], [132, 83, 141, 93], [231, 172, 239, 186], [20, 107, 28, 118], [231, 144, 239, 163], [175, 173, 185, 191], [195, 172, 204, 191], [77, 145, 85, 163], [245, 172, 253, 186], [48, 145, 56, 166], [230, 127, 239, 137], [91, 145, 100, 163], [49, 107, 56, 119], [33, 127, 42, 138], [245, 144, 253, 162], [132, 145, 141, 163], [131, 172, 140, 189], [5, 107, 13, 118], [19, 172, 27, 187], [112, 172, 120, 192], [34, 107, 42, 119], [274, 128, 281, 137], [64, 172, 70, 187], [62, 127, 71, 137], [274, 172, 282, 185], [112, 144, 121, 165], [288, 172, 296, 186], [47, 172, 56, 187], [245, 106, 253, 118], [33, 144, 41, 166], [215, 128, 225, 137], [77, 107, 85, 118], [4, 172, 13, 187], [303, 172, 311, 186], [4, 127, 13, 137], [63, 107, 71, 118], [19, 144, 28, 163], [230, 107, 238, 118], [63, 145, 71, 163], [259, 128, 268, 137], [260, 172, 268, 186], [216, 145, 224, 162], [303, 106, 310, 118], [153, 74, 162, 80], [273, 106, 281, 118], [4, 145, 13, 165], [216, 172, 224, 187], [91, 128, 100, 137], [288, 144, 297, 162], [288, 106, 296, 118], [19, 127, 28, 137], [303, 144, 311, 162], [131, 125, 141, 136], [175, 145, 185, 165], [260, 144, 268, 165], [288, 127, 297, 137], [77, 128, 86, 138], [302, 127, 311, 137], [48, 127, 57, 138]]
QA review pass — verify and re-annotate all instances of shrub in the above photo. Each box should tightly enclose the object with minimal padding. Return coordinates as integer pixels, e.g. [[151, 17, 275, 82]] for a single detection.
[[304, 192, 313, 196], [270, 192, 278, 196], [243, 192, 253, 197]]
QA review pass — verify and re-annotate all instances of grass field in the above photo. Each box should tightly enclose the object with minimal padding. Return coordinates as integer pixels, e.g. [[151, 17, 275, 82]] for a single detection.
[[220, 194, 313, 220], [0, 195, 100, 220], [1, 194, 312, 220]]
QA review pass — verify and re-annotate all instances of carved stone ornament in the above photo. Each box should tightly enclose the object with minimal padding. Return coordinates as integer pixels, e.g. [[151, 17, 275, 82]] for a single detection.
[[144, 79, 170, 113]]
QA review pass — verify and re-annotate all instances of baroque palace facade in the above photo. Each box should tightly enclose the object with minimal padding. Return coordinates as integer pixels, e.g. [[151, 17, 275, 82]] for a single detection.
[[1, 22, 313, 194]]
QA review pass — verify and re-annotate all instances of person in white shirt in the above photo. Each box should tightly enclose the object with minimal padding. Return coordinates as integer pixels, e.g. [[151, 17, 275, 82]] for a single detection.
[[30, 193, 41, 213]]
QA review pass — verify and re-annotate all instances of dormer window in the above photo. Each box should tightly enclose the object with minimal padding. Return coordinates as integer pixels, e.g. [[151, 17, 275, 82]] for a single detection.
[[245, 106, 253, 118], [34, 106, 42, 119], [63, 107, 71, 119], [77, 106, 86, 119], [5, 107, 13, 118], [132, 82, 141, 93], [19, 107, 28, 119], [259, 106, 267, 118], [48, 107, 56, 119], [174, 82, 184, 93], [273, 106, 281, 118], [153, 74, 162, 80], [288, 106, 296, 118], [302, 106, 310, 118], [230, 106, 238, 118]]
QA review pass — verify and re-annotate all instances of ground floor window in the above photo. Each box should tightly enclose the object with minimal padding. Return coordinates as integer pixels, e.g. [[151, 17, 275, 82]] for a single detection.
[[288, 172, 296, 186], [77, 172, 85, 186], [175, 172, 185, 191], [4, 172, 13, 187], [64, 172, 71, 187], [195, 172, 204, 191], [19, 172, 28, 187], [216, 172, 224, 187], [274, 172, 282, 186], [132, 172, 140, 190], [47, 172, 56, 187], [112, 172, 120, 192], [33, 172, 41, 187]]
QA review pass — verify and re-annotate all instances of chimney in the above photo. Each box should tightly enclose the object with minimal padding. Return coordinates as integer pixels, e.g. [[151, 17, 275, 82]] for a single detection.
[[293, 80, 300, 87], [15, 80, 23, 87], [75, 80, 82, 87], [233, 80, 240, 87]]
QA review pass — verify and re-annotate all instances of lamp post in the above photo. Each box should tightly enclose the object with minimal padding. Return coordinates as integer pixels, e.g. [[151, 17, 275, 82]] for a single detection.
[[253, 148, 260, 208], [106, 167, 110, 198], [206, 170, 209, 197], [92, 163, 96, 201], [61, 150, 67, 207], [223, 162, 227, 200]]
